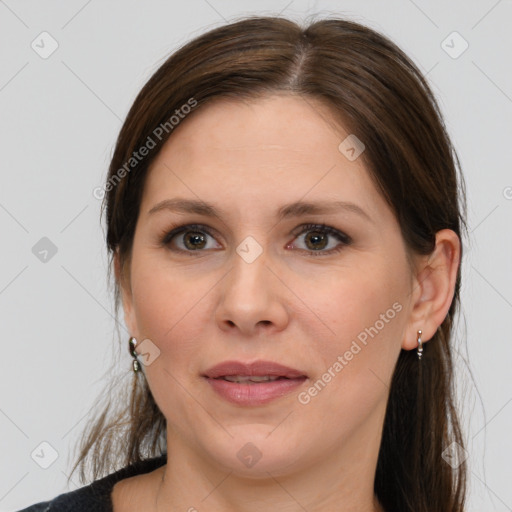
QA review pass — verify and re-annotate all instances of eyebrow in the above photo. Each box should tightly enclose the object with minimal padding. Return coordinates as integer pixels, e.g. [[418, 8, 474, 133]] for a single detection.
[[148, 198, 372, 223]]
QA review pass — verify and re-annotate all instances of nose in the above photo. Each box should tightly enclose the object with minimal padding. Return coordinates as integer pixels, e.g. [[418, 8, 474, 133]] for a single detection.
[[214, 246, 289, 337]]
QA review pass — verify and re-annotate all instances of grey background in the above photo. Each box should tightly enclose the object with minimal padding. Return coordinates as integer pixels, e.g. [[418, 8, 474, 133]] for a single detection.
[[1, 0, 511, 510]]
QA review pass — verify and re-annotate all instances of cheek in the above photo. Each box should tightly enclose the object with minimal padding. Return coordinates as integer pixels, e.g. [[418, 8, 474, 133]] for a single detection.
[[307, 262, 404, 338], [129, 264, 214, 422], [301, 263, 406, 397], [129, 257, 220, 368]]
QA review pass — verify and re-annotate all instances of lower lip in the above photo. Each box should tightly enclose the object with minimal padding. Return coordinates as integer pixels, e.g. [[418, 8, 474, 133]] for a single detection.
[[204, 377, 307, 406]]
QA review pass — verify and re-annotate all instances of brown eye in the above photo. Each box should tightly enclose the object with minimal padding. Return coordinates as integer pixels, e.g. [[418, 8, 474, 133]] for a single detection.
[[288, 224, 352, 256], [182, 231, 208, 250], [304, 231, 329, 250], [161, 224, 221, 253]]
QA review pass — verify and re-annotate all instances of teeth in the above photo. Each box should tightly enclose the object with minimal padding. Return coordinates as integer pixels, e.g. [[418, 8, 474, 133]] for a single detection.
[[223, 375, 282, 383]]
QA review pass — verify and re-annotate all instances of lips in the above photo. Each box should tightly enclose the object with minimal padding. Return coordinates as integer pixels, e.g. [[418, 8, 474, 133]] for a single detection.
[[202, 360, 307, 380], [202, 360, 308, 406]]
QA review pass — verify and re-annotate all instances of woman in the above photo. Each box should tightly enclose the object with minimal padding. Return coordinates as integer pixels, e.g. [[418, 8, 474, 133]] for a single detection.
[[20, 15, 468, 512]]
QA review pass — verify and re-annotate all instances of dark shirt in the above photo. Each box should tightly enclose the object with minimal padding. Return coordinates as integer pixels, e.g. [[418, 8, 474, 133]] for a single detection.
[[17, 454, 167, 512]]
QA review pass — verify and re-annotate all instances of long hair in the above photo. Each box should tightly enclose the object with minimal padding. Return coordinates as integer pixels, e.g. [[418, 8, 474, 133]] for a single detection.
[[70, 15, 468, 511]]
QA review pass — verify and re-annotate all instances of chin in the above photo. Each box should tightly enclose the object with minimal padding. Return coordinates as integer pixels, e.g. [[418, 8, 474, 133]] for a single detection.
[[204, 430, 306, 478]]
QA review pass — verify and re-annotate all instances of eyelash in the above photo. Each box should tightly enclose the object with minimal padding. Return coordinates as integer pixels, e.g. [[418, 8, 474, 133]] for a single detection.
[[159, 223, 352, 257]]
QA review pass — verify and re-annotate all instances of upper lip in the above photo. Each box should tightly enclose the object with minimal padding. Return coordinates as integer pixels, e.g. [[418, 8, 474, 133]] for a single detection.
[[203, 360, 307, 379]]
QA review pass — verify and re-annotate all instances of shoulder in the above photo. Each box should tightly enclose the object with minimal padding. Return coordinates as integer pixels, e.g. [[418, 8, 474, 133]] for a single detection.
[[17, 454, 167, 512], [17, 502, 51, 512]]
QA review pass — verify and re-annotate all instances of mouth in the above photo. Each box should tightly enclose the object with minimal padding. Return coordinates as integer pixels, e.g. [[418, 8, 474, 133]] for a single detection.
[[202, 360, 308, 406], [218, 375, 293, 383], [203, 360, 308, 380]]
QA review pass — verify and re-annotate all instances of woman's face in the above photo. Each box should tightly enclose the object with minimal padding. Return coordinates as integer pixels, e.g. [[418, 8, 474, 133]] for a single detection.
[[118, 94, 423, 478]]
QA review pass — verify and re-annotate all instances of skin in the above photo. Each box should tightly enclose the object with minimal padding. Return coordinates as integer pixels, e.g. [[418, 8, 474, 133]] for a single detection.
[[112, 93, 460, 512]]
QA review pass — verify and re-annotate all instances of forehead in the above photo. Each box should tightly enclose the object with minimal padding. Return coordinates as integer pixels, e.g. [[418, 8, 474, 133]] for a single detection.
[[141, 94, 391, 226], [158, 94, 347, 161]]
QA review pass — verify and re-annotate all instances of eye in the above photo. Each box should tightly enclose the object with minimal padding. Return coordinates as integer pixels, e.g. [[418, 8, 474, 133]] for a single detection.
[[160, 224, 221, 254], [287, 224, 352, 256]]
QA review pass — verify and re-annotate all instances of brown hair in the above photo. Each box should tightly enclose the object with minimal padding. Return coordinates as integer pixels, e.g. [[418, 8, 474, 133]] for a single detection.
[[70, 15, 468, 512]]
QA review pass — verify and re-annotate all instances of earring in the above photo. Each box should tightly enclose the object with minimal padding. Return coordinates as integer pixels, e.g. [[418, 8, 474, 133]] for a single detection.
[[416, 330, 423, 360], [129, 336, 140, 373]]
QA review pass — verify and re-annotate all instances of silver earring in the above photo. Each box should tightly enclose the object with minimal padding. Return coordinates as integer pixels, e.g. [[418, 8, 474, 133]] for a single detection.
[[129, 336, 140, 373], [417, 330, 423, 360]]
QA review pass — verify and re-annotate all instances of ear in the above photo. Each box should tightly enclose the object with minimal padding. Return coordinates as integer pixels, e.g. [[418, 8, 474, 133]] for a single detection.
[[114, 249, 138, 337], [402, 229, 461, 350]]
